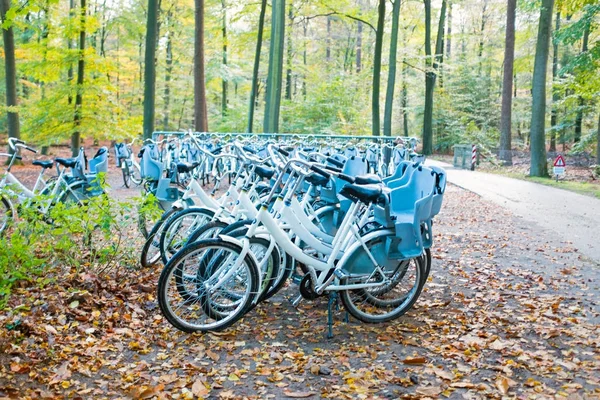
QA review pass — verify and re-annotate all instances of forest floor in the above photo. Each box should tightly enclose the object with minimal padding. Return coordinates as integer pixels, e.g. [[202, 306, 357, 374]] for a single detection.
[[1, 147, 599, 399]]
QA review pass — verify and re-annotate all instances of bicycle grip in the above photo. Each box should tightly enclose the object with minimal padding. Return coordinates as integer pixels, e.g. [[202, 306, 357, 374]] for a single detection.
[[326, 157, 344, 168], [323, 165, 342, 173], [25, 146, 37, 153], [338, 174, 355, 183], [310, 165, 331, 180], [277, 147, 290, 157]]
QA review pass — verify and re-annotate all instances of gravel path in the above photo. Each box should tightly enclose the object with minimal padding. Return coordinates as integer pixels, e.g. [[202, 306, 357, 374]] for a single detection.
[[427, 159, 600, 264]]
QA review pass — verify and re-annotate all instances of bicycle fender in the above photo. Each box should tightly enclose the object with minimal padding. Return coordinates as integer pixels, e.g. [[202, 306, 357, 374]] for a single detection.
[[336, 228, 395, 272]]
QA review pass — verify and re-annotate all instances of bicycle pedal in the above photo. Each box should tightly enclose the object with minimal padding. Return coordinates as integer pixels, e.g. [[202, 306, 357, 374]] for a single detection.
[[333, 268, 348, 280]]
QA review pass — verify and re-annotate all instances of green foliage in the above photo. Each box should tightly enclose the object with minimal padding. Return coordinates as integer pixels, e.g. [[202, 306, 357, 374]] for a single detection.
[[0, 191, 145, 309]]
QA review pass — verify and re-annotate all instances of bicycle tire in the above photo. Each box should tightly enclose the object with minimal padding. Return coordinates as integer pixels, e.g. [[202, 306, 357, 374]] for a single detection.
[[159, 207, 216, 264], [140, 207, 181, 268], [339, 232, 424, 324], [158, 238, 260, 332]]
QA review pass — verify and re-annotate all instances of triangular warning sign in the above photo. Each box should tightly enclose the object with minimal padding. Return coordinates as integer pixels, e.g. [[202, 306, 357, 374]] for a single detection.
[[553, 155, 566, 167]]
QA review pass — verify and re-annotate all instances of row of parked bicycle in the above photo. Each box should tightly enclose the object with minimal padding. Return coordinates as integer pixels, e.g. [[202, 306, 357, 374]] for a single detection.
[[0, 138, 111, 234], [137, 133, 445, 336]]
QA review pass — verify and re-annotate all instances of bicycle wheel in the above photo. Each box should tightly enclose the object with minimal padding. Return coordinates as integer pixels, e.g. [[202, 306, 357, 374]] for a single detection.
[[159, 207, 215, 264], [0, 196, 14, 234], [122, 164, 131, 188], [339, 232, 424, 324], [158, 238, 260, 332], [225, 227, 286, 302], [140, 208, 181, 268], [188, 219, 228, 243], [130, 163, 142, 185]]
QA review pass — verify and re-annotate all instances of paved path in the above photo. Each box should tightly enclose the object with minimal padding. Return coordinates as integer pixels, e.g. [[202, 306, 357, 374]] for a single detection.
[[427, 159, 600, 263]]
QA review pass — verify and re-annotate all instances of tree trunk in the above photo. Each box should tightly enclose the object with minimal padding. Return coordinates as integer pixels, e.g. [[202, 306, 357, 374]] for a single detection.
[[423, 0, 433, 154], [383, 0, 401, 137], [163, 16, 172, 130], [401, 59, 409, 137], [356, 18, 362, 73], [0, 0, 21, 148], [573, 23, 590, 143], [247, 0, 267, 132], [549, 11, 560, 152], [326, 16, 331, 63], [285, 1, 293, 100], [72, 0, 86, 156], [143, 0, 159, 139], [423, 0, 446, 155], [445, 0, 452, 59], [371, 0, 385, 137], [302, 20, 307, 98], [529, 0, 554, 177], [596, 110, 600, 165], [499, 0, 516, 165], [221, 0, 228, 118], [194, 0, 208, 132], [264, 0, 286, 133]]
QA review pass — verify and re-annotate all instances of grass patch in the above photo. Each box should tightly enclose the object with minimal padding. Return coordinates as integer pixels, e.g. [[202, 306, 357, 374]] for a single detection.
[[495, 172, 600, 199]]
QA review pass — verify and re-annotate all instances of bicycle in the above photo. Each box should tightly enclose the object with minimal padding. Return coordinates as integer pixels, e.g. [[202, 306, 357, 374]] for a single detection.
[[115, 139, 142, 188]]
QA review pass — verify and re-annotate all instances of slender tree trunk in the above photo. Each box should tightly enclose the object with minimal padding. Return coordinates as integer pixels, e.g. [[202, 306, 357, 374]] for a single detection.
[[68, 0, 75, 107], [285, 1, 293, 100], [326, 16, 331, 63], [356, 18, 362, 73], [596, 110, 600, 165], [302, 20, 307, 98], [143, 0, 159, 139], [445, 0, 452, 60], [247, 0, 267, 132], [423, 0, 433, 154], [72, 0, 86, 156], [423, 0, 446, 154], [0, 0, 21, 148], [194, 0, 208, 132], [530, 0, 554, 177], [499, 0, 516, 165], [264, 0, 286, 133], [549, 11, 560, 152], [574, 24, 590, 143], [401, 60, 409, 137], [371, 0, 385, 137], [221, 0, 228, 118], [383, 0, 401, 137], [163, 20, 172, 130]]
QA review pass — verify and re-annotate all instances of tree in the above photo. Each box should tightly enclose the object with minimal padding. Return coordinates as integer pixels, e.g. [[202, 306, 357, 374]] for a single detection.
[[371, 0, 385, 137], [573, 22, 590, 143], [549, 11, 560, 152], [499, 0, 516, 165], [72, 0, 86, 156], [194, 0, 208, 132], [383, 0, 401, 137], [143, 0, 159, 139], [530, 0, 555, 177], [264, 0, 286, 133], [422, 0, 446, 155], [247, 0, 267, 133], [221, 0, 228, 118], [0, 0, 21, 149]]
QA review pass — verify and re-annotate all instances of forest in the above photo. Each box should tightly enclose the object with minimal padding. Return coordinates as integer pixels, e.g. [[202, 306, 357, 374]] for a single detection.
[[0, 0, 598, 176]]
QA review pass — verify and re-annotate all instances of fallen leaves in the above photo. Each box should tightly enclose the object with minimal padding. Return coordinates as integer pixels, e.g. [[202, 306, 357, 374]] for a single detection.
[[283, 390, 316, 398]]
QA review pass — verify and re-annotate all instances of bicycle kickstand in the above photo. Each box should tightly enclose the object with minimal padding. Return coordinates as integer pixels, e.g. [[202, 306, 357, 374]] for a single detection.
[[326, 292, 338, 339]]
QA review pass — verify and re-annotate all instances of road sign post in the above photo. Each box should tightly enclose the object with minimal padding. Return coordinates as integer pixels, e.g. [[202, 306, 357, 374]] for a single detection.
[[553, 155, 566, 181]]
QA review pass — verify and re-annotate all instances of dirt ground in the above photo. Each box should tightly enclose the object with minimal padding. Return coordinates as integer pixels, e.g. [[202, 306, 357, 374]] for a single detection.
[[1, 155, 599, 399]]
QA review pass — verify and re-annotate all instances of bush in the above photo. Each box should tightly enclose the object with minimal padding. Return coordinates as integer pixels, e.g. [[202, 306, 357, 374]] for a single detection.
[[0, 191, 144, 309]]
